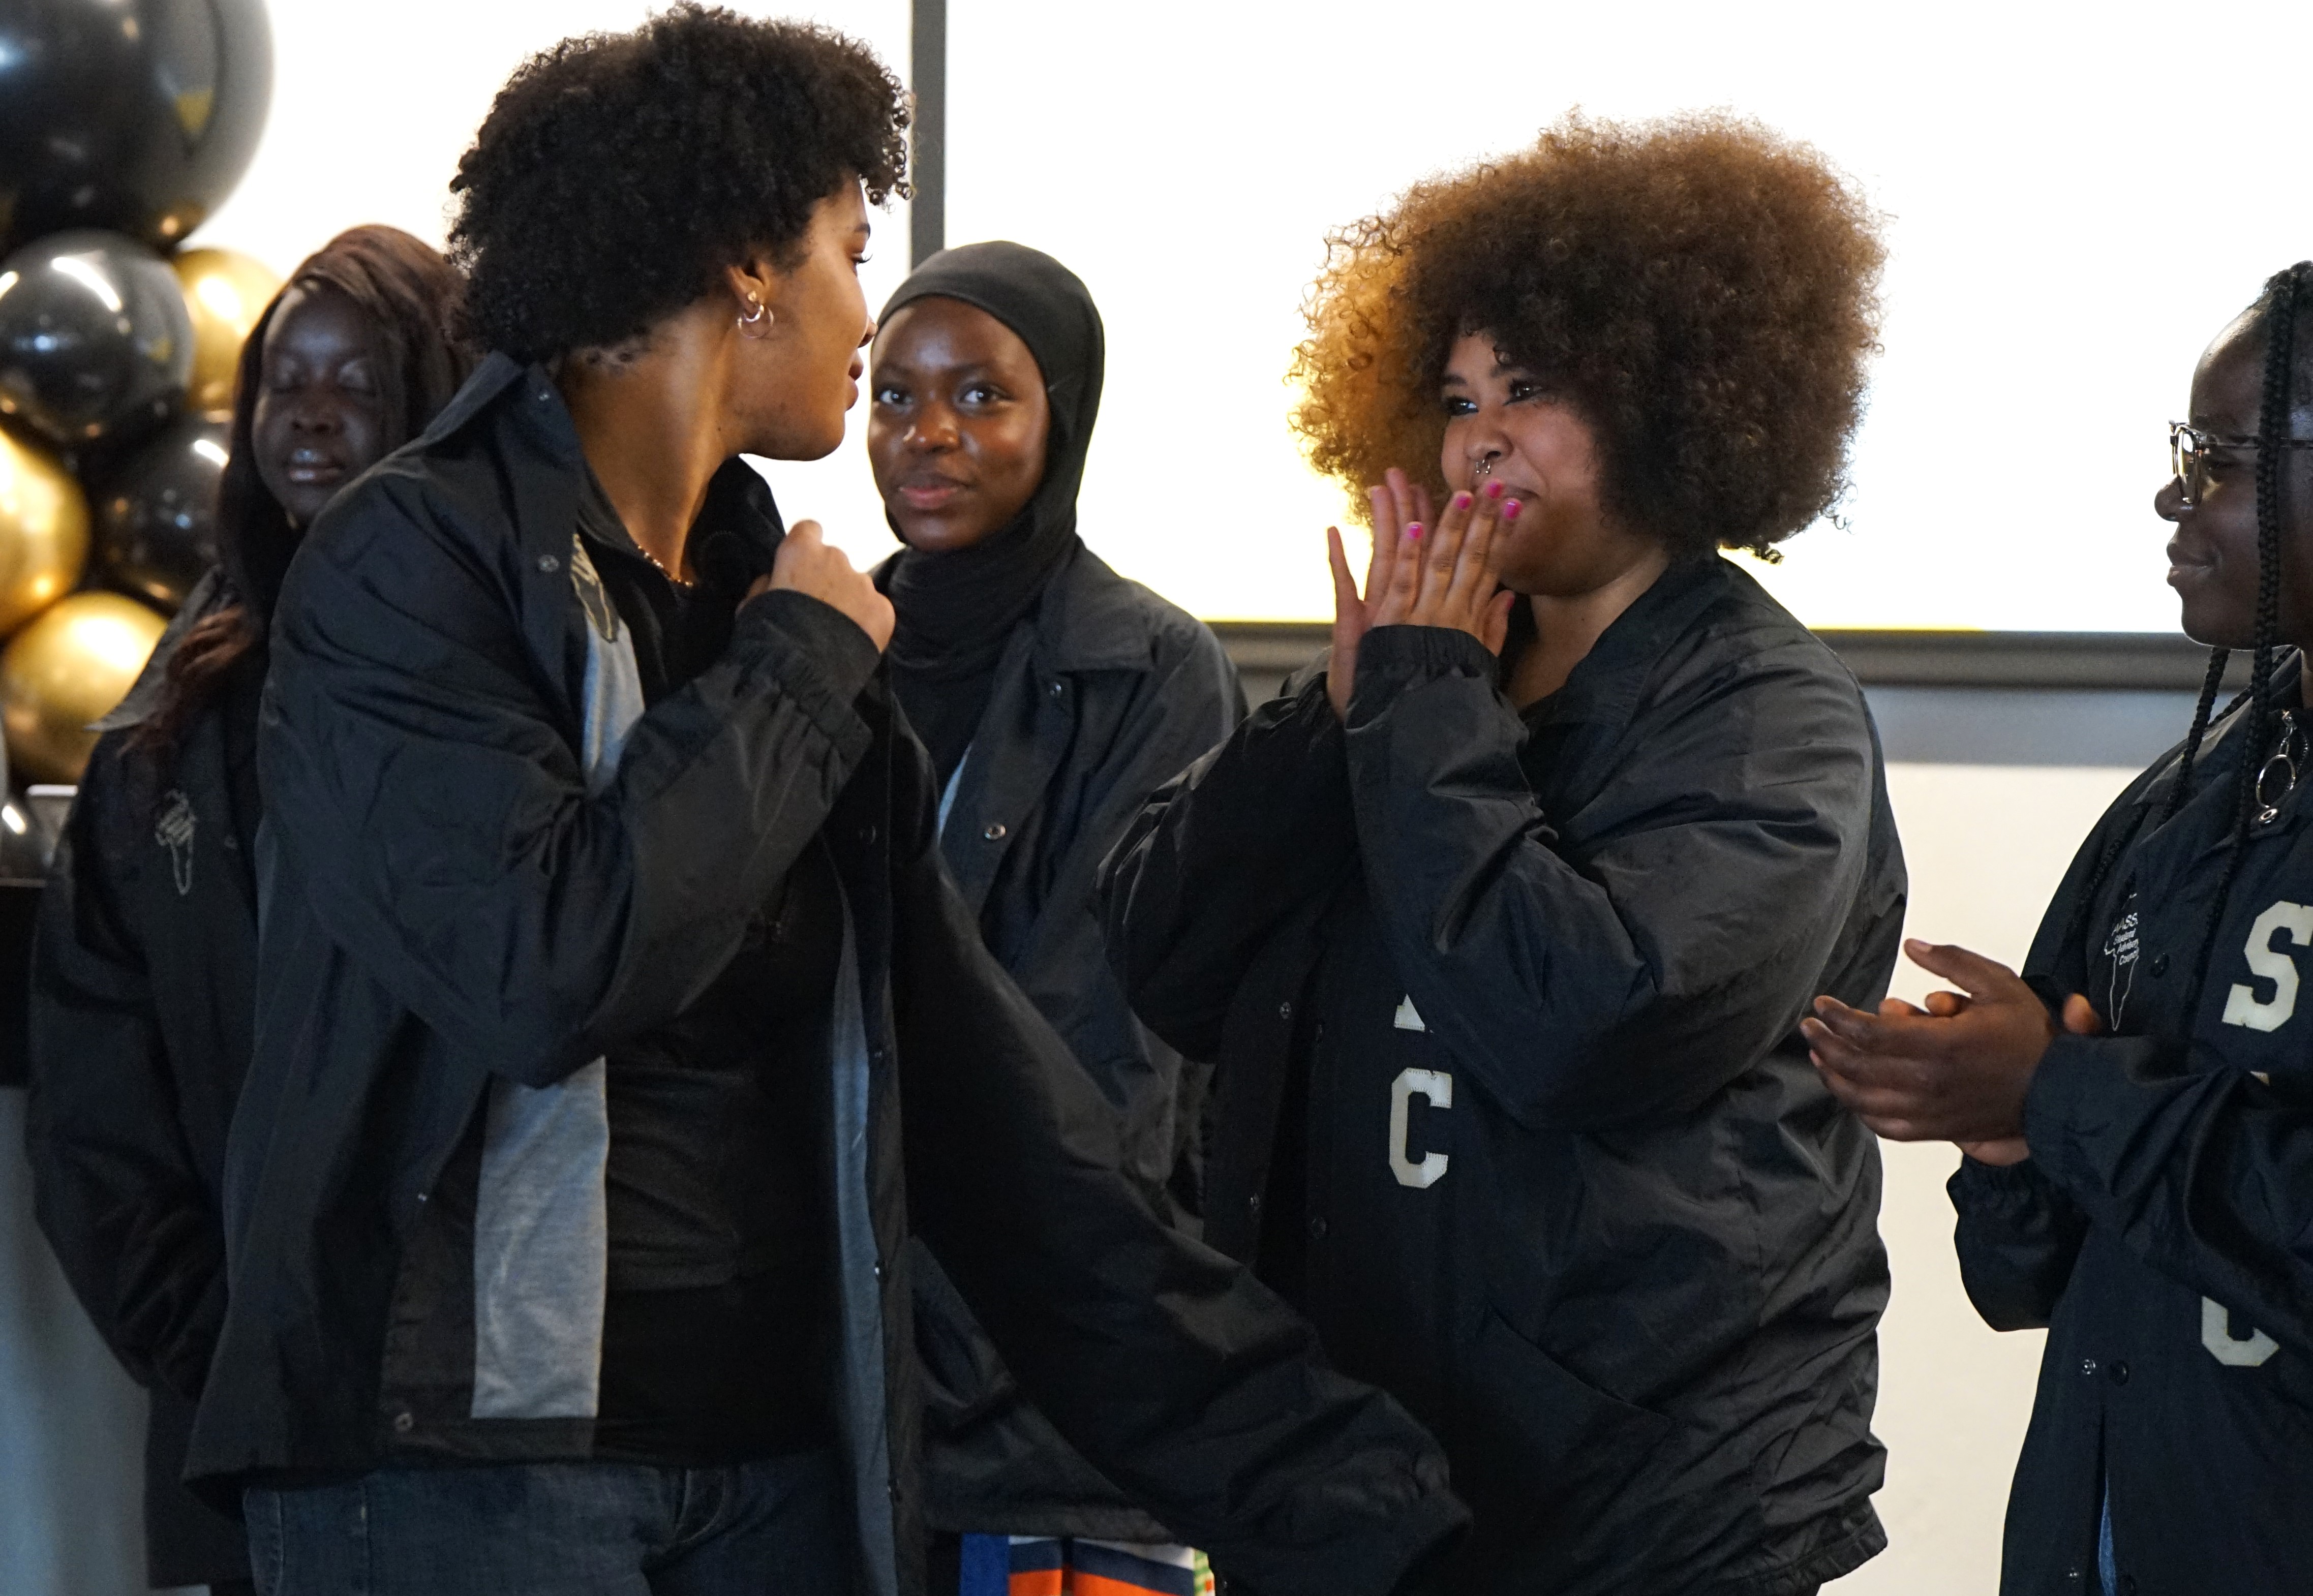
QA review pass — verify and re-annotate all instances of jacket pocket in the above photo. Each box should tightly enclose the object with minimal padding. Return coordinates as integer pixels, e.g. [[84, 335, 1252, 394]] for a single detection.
[[1460, 1307, 1675, 1491]]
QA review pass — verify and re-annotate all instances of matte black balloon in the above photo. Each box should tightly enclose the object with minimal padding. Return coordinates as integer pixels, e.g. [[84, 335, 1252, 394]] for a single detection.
[[0, 230, 194, 447], [96, 410, 226, 609], [0, 0, 275, 256]]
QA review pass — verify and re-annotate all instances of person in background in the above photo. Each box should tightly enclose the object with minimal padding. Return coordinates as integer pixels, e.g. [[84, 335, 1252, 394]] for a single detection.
[[1807, 262, 2313, 1596], [1103, 113, 1902, 1594], [867, 241, 1241, 1596], [23, 225, 470, 1596], [181, 12, 1462, 1595]]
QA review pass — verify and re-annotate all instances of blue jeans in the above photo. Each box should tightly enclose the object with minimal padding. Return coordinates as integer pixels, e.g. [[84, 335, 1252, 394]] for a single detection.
[[244, 1450, 850, 1595]]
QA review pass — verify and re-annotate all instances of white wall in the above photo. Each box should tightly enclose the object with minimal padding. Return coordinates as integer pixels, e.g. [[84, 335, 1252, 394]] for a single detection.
[[1828, 762, 2140, 1594]]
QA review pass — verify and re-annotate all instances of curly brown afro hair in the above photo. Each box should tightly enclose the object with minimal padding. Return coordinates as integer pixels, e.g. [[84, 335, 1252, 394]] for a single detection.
[[450, 4, 908, 361], [1291, 112, 1884, 560]]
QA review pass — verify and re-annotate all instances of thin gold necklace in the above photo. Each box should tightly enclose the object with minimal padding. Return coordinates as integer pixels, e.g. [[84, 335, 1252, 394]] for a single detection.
[[635, 541, 693, 588]]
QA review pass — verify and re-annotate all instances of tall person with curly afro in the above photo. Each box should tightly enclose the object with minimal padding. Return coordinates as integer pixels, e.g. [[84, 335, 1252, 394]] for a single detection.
[[186, 10, 1467, 1596], [1105, 113, 1904, 1594]]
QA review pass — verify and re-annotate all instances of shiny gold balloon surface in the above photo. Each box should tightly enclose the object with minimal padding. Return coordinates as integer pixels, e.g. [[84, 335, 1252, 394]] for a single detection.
[[173, 247, 283, 414], [0, 428, 92, 634], [2, 592, 168, 782]]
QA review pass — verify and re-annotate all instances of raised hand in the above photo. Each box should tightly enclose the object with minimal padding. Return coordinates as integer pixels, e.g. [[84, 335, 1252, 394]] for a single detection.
[[756, 518, 894, 652], [1325, 467, 1513, 721], [1800, 939, 2062, 1148]]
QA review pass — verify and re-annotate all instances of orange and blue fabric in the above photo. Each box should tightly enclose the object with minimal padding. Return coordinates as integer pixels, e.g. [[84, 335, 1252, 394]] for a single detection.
[[958, 1534, 1211, 1596]]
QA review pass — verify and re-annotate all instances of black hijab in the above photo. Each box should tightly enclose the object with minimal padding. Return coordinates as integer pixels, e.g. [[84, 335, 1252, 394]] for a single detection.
[[877, 241, 1104, 785]]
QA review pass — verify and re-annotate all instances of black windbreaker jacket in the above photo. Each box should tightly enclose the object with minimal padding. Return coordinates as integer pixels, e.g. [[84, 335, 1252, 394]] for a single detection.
[[24, 574, 260, 1588], [1951, 657, 2313, 1595], [187, 355, 1464, 1596], [1104, 557, 1904, 1594], [901, 542, 1247, 1541]]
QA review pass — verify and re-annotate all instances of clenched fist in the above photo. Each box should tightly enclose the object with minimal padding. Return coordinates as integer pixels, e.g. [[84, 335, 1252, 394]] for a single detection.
[[748, 519, 894, 652]]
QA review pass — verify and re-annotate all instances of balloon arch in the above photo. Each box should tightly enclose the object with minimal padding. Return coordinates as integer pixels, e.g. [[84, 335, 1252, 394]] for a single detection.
[[0, 0, 277, 796]]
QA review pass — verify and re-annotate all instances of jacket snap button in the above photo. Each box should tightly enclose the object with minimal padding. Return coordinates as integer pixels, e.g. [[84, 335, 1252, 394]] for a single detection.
[[2079, 1358, 2097, 1376], [1307, 1216, 1327, 1241], [1277, 1000, 1293, 1021], [2108, 1360, 2129, 1385], [2150, 954, 2169, 978], [1247, 1192, 1263, 1216], [983, 822, 1007, 842], [1049, 681, 1064, 698], [536, 554, 560, 573], [392, 1409, 415, 1434], [860, 823, 877, 845]]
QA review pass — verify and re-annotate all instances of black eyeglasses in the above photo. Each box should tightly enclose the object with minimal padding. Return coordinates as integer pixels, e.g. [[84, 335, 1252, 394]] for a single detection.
[[2170, 420, 2313, 508]]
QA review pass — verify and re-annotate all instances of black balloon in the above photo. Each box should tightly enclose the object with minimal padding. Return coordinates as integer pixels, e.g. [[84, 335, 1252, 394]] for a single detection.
[[0, 0, 275, 256], [96, 410, 226, 609], [0, 230, 194, 446]]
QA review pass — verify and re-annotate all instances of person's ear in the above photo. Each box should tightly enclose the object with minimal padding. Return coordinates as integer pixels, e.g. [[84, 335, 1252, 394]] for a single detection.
[[725, 259, 778, 340]]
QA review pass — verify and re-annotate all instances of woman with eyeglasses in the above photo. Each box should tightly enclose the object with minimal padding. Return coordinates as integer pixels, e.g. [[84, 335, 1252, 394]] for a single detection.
[[1103, 114, 1900, 1594], [1807, 262, 2313, 1596]]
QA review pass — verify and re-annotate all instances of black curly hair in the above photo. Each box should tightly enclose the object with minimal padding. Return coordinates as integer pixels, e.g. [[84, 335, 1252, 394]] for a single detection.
[[449, 5, 909, 361], [1293, 113, 1884, 560]]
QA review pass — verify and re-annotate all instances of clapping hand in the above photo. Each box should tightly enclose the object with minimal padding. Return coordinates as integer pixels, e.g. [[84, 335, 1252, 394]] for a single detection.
[[1325, 467, 1519, 721], [1801, 938, 2107, 1165]]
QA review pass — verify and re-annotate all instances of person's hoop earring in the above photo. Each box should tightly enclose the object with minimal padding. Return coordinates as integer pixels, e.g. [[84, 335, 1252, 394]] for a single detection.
[[737, 296, 772, 339]]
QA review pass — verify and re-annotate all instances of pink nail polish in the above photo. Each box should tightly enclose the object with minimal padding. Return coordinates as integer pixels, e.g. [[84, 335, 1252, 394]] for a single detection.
[[1452, 491, 1472, 510], [1405, 522, 1424, 541], [1484, 480, 1506, 499], [1502, 499, 1521, 520]]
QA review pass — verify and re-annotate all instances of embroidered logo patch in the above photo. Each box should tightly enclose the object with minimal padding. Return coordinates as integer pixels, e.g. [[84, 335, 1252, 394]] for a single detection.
[[155, 789, 195, 896]]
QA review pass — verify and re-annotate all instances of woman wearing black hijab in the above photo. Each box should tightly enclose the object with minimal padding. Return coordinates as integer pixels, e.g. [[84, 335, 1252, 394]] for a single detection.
[[867, 243, 1243, 1594]]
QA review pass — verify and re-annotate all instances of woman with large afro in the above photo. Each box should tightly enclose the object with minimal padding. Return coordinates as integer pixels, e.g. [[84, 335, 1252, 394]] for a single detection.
[[1105, 113, 1903, 1594], [179, 10, 1462, 1596]]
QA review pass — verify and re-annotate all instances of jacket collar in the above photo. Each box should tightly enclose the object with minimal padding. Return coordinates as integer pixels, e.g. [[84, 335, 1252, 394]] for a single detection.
[[1529, 554, 1747, 735], [1025, 544, 1155, 674], [433, 355, 786, 723]]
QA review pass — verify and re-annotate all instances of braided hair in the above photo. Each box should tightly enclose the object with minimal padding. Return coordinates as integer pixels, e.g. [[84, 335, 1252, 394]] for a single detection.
[[2055, 264, 2311, 981], [2179, 262, 2313, 1014]]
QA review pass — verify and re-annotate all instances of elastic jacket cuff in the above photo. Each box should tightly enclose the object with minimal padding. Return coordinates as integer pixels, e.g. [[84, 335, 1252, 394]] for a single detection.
[[1347, 625, 1497, 728], [734, 588, 880, 745], [1947, 1148, 2060, 1213]]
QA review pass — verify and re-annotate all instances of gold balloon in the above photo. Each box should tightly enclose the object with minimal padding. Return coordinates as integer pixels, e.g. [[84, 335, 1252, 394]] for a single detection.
[[2, 592, 169, 783], [173, 247, 284, 414], [0, 429, 92, 635]]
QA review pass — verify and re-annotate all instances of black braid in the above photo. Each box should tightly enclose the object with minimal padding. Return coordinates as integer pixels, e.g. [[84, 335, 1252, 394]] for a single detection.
[[2184, 263, 2308, 1019], [2162, 648, 2234, 824], [2058, 649, 2240, 966]]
